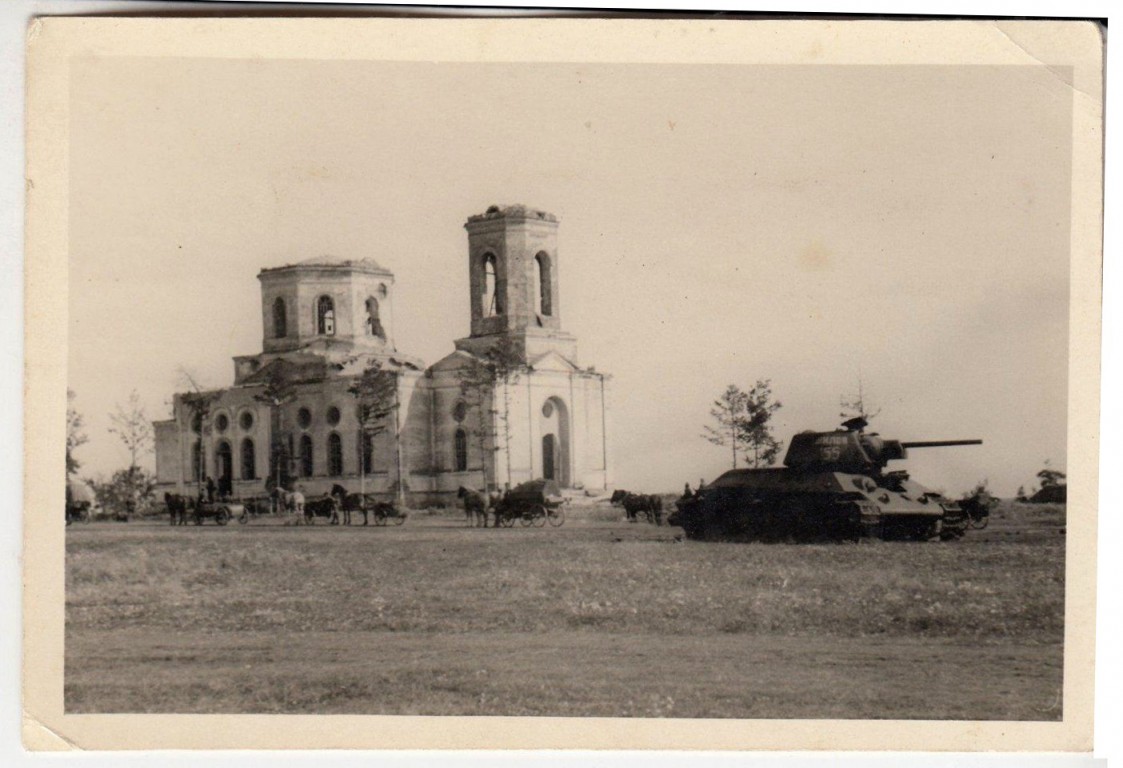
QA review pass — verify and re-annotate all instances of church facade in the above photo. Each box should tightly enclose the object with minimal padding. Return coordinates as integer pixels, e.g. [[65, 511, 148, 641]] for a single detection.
[[152, 205, 611, 504]]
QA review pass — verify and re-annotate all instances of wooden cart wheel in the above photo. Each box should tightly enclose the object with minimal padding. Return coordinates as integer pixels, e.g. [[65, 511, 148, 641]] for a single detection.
[[547, 504, 565, 527], [531, 505, 548, 527], [520, 511, 534, 527], [391, 512, 406, 526], [214, 507, 230, 526]]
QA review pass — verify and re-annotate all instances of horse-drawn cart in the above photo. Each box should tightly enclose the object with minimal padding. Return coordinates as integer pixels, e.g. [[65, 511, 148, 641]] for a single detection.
[[493, 479, 566, 528], [193, 499, 246, 526]]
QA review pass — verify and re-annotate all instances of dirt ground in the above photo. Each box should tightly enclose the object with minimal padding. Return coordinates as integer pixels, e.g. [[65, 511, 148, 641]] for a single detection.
[[64, 500, 1065, 719]]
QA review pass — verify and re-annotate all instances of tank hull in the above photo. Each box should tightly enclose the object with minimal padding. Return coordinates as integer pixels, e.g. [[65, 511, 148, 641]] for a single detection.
[[671, 468, 968, 542]]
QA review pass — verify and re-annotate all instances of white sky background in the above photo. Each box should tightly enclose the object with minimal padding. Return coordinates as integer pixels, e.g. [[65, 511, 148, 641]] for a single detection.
[[67, 58, 1072, 497]]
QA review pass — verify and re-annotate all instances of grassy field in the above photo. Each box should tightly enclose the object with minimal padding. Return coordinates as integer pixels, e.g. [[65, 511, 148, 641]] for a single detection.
[[64, 500, 1065, 719]]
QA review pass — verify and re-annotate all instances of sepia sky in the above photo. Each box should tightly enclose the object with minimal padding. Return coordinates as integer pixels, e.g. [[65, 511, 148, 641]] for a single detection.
[[67, 58, 1073, 496]]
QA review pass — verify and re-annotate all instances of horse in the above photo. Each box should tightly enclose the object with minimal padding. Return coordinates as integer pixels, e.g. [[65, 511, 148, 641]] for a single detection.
[[622, 492, 663, 525], [458, 486, 491, 527], [164, 492, 192, 526], [276, 489, 306, 522], [609, 489, 629, 506], [302, 494, 338, 525], [328, 484, 364, 526]]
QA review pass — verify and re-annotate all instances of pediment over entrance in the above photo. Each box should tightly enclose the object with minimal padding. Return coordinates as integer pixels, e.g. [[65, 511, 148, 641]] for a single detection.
[[428, 349, 482, 374], [527, 350, 579, 373]]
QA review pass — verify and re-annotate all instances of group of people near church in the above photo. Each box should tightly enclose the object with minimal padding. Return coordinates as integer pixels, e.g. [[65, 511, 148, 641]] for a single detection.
[[198, 475, 234, 504]]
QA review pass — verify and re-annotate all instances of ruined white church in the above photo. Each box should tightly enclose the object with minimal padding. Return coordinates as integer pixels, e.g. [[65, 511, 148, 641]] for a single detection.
[[153, 205, 611, 503]]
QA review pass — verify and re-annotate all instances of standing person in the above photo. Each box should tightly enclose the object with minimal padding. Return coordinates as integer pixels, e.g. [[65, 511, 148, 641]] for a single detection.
[[205, 475, 216, 503]]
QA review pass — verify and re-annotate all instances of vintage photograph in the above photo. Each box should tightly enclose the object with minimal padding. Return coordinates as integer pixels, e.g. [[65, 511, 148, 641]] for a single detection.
[[24, 16, 1103, 752]]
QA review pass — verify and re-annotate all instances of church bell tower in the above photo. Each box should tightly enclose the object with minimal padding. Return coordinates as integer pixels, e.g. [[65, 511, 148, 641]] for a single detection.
[[455, 204, 578, 363]]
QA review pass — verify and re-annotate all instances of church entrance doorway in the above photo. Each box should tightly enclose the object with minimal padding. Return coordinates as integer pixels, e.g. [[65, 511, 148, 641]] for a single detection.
[[538, 397, 570, 487]]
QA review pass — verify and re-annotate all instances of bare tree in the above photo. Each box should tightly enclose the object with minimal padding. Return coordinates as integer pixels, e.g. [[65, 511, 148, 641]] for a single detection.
[[177, 368, 220, 494], [840, 375, 881, 423], [456, 335, 526, 489], [252, 363, 298, 493], [108, 389, 154, 470], [66, 388, 88, 476], [347, 359, 400, 502], [738, 379, 784, 468], [703, 385, 749, 469], [456, 358, 495, 490]]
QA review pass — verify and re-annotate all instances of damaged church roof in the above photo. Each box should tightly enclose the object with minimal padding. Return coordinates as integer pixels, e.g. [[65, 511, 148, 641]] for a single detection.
[[259, 256, 393, 276], [466, 204, 558, 224]]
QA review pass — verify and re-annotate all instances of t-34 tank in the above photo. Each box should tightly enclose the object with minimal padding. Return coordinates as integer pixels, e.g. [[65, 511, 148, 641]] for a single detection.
[[673, 417, 982, 542]]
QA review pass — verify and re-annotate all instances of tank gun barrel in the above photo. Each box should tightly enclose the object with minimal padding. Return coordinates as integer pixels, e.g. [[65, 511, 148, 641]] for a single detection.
[[900, 439, 982, 448]]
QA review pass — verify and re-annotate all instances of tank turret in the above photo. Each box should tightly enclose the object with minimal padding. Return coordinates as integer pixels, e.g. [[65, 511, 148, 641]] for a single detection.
[[784, 426, 981, 475]]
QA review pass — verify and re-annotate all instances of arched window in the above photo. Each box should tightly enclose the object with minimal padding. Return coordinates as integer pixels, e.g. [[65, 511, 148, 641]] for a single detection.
[[317, 295, 335, 336], [241, 438, 256, 480], [482, 253, 503, 317], [273, 297, 287, 338], [359, 431, 375, 474], [328, 432, 343, 476], [535, 252, 553, 316], [299, 435, 313, 477], [215, 441, 233, 481], [365, 297, 386, 340], [454, 428, 468, 472]]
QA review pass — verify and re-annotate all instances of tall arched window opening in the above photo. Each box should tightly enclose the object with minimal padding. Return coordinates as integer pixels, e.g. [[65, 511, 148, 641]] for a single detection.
[[328, 432, 343, 476], [535, 252, 553, 316], [454, 428, 468, 472], [273, 297, 287, 338], [215, 441, 233, 491], [299, 435, 313, 477], [359, 432, 375, 474], [482, 254, 503, 317], [317, 295, 335, 336], [241, 438, 256, 480], [365, 297, 386, 340]]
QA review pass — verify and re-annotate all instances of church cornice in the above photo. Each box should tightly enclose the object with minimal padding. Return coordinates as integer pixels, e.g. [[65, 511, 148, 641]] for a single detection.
[[258, 257, 394, 280]]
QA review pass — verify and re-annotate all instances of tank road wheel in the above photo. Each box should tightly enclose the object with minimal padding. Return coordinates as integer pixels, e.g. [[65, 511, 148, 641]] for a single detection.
[[547, 505, 565, 527], [214, 507, 230, 526]]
